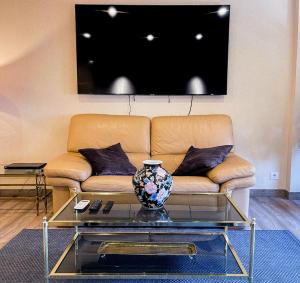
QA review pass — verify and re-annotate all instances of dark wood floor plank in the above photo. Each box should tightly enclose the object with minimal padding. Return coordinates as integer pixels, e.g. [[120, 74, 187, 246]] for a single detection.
[[249, 196, 300, 239]]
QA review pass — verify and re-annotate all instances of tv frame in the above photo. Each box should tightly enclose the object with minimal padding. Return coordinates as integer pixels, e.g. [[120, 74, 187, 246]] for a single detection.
[[75, 4, 231, 96]]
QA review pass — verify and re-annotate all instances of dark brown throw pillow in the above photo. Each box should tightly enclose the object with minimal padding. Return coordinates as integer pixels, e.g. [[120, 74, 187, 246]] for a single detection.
[[79, 143, 137, 176], [173, 145, 233, 176]]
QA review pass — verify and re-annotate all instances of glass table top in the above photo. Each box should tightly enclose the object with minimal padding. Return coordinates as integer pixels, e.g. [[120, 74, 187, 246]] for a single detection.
[[0, 165, 43, 176], [49, 192, 249, 228]]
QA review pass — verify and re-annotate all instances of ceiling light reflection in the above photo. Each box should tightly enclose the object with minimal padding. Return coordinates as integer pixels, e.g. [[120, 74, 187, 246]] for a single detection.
[[82, 33, 91, 38], [108, 6, 117, 18], [109, 76, 135, 94], [217, 7, 229, 17], [97, 6, 128, 18], [146, 34, 155, 41], [195, 33, 203, 40], [186, 76, 207, 94]]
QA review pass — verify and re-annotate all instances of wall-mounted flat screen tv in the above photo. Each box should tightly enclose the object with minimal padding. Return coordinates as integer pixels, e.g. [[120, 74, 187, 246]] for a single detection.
[[75, 5, 230, 95]]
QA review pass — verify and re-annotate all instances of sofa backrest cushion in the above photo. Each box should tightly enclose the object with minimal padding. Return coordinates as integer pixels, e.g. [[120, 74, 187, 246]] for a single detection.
[[68, 114, 151, 154], [151, 115, 234, 156], [151, 154, 185, 174]]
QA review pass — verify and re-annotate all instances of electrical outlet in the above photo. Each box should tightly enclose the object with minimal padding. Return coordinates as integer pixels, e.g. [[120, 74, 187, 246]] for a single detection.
[[270, 171, 279, 180]]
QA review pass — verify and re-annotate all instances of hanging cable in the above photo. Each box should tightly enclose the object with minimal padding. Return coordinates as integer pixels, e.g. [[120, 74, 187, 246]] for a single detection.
[[168, 95, 170, 103], [128, 95, 132, 116], [188, 95, 194, 116]]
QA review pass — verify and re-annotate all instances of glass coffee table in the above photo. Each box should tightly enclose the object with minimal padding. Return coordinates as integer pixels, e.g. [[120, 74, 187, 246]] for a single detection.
[[44, 192, 255, 282]]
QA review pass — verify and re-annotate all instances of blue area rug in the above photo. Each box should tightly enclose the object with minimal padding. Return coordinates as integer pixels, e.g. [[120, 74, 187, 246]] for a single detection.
[[0, 229, 300, 283]]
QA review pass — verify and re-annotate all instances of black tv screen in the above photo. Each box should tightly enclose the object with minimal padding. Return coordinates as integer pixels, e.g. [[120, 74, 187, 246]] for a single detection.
[[75, 5, 230, 95]]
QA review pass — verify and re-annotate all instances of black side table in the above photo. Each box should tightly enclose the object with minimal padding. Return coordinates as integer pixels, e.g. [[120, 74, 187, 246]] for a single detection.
[[0, 163, 50, 215]]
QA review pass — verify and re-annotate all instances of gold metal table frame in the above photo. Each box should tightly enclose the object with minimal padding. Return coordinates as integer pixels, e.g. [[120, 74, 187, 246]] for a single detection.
[[43, 192, 256, 282], [0, 167, 49, 215]]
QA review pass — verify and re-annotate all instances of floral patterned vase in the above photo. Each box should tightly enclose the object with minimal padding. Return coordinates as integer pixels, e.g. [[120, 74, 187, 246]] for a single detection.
[[132, 160, 173, 210]]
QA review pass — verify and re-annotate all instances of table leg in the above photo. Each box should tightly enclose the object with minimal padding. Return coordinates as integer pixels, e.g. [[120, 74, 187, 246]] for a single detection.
[[224, 197, 229, 256], [75, 226, 80, 272], [43, 174, 47, 214], [36, 172, 48, 215], [43, 217, 49, 283], [249, 218, 256, 282], [35, 174, 39, 216], [224, 226, 228, 256]]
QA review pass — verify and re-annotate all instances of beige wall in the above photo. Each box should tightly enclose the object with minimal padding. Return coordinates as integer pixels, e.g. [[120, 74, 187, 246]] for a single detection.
[[0, 0, 297, 190]]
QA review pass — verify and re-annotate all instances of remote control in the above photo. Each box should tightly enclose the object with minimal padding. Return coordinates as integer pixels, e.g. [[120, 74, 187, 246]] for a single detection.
[[74, 200, 90, 211], [103, 201, 114, 214], [89, 200, 102, 212]]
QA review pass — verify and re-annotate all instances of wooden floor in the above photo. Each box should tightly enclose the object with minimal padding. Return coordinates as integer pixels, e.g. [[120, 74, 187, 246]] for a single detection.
[[0, 196, 299, 249], [0, 198, 53, 249], [249, 196, 300, 239]]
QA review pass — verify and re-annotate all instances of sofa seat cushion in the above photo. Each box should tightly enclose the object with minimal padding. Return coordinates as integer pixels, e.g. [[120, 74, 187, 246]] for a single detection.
[[82, 176, 133, 192], [81, 176, 218, 193], [172, 176, 219, 193]]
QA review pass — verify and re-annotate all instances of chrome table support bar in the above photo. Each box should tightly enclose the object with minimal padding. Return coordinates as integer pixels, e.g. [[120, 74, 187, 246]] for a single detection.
[[249, 218, 256, 282], [43, 217, 49, 283]]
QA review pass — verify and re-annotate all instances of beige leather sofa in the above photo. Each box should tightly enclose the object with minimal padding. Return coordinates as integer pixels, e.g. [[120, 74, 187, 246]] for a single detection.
[[45, 114, 255, 214]]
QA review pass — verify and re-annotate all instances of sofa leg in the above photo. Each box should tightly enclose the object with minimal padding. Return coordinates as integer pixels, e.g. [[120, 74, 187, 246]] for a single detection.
[[231, 188, 250, 217], [52, 186, 71, 213]]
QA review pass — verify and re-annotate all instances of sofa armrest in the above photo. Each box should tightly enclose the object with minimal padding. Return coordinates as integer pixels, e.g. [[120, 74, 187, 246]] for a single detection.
[[207, 153, 255, 184], [45, 152, 92, 182], [220, 176, 256, 193]]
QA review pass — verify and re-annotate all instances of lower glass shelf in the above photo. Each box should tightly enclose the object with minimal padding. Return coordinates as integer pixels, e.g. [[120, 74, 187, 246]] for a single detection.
[[50, 232, 248, 279]]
